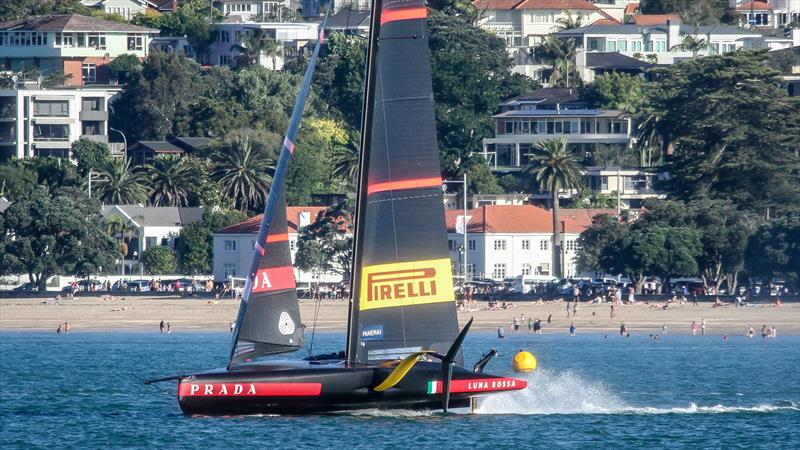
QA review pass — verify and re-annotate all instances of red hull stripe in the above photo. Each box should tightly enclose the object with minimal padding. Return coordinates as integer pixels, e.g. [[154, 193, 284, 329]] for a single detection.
[[252, 265, 296, 293], [381, 6, 427, 24], [179, 382, 322, 397], [367, 177, 442, 195], [266, 233, 289, 243], [429, 378, 527, 394]]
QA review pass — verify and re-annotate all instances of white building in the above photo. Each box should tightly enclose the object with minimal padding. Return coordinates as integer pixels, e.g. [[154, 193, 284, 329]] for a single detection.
[[101, 205, 206, 276], [553, 20, 768, 65], [215, 0, 293, 22], [0, 14, 158, 85], [474, 0, 616, 79], [0, 82, 122, 159], [80, 0, 158, 20], [213, 206, 350, 285], [444, 205, 610, 279], [729, 0, 800, 29], [207, 21, 319, 69]]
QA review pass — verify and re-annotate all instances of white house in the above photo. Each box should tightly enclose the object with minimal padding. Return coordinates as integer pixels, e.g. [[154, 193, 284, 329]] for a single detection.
[[0, 82, 122, 159], [215, 0, 293, 22], [0, 14, 158, 85], [80, 0, 158, 20], [444, 204, 611, 280], [207, 21, 319, 69], [101, 205, 206, 276], [729, 0, 800, 29], [213, 206, 351, 285]]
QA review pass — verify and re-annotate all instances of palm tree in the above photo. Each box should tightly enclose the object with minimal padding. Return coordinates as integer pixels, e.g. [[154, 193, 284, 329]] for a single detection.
[[555, 11, 583, 31], [330, 138, 360, 188], [671, 34, 707, 58], [211, 136, 273, 212], [533, 36, 578, 87], [523, 137, 584, 278], [233, 30, 283, 69], [146, 155, 193, 207], [262, 38, 283, 71], [94, 157, 150, 204], [104, 214, 142, 276]]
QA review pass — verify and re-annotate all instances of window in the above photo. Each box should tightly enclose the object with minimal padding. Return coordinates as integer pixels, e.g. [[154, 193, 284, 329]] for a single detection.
[[82, 63, 96, 84], [33, 124, 69, 141], [88, 33, 106, 50], [224, 263, 237, 278], [565, 240, 576, 251], [522, 263, 532, 276], [538, 263, 550, 275], [521, 239, 530, 250], [82, 97, 102, 111], [493, 240, 507, 251], [224, 240, 237, 251], [448, 239, 456, 251], [654, 40, 666, 52], [468, 239, 476, 251], [504, 121, 513, 134], [466, 264, 475, 277], [127, 34, 143, 50], [492, 263, 507, 279], [219, 55, 231, 65], [145, 237, 157, 249], [33, 100, 69, 117], [540, 239, 549, 251], [82, 121, 103, 135], [631, 40, 642, 52]]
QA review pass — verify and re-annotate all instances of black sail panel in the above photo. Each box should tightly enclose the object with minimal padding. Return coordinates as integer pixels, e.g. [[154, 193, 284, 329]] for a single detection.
[[231, 189, 302, 365], [352, 0, 460, 364]]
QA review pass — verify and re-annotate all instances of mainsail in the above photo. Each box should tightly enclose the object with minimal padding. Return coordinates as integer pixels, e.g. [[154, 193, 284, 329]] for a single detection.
[[347, 0, 460, 364], [228, 15, 329, 367]]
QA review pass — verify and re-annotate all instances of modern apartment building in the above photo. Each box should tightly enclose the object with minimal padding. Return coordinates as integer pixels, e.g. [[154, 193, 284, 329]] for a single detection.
[[0, 14, 157, 85], [207, 21, 319, 69], [214, 0, 293, 22], [482, 88, 632, 170], [0, 82, 122, 160]]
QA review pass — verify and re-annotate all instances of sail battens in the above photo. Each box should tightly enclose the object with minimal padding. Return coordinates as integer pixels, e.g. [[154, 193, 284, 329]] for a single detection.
[[380, 6, 427, 24], [367, 177, 441, 195]]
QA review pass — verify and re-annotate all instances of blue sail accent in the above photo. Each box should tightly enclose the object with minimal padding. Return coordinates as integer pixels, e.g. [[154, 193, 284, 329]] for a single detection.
[[228, 11, 331, 369]]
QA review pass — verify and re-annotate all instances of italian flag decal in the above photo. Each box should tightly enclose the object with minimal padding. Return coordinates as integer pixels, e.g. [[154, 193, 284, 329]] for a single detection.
[[425, 378, 527, 395], [427, 380, 440, 394]]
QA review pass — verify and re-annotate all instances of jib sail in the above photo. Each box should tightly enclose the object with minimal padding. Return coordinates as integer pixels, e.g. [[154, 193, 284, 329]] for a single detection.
[[347, 0, 460, 364], [228, 17, 329, 367]]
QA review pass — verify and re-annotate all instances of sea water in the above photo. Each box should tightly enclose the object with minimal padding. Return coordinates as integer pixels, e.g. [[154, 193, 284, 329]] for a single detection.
[[1, 331, 798, 448]]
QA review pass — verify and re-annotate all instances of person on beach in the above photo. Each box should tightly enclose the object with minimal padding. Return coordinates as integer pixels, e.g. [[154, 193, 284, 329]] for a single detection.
[[569, 323, 576, 336], [572, 301, 579, 318], [662, 323, 667, 335], [513, 317, 519, 333], [547, 314, 552, 324], [572, 286, 580, 303], [701, 319, 706, 335], [167, 322, 172, 334], [615, 288, 622, 305], [230, 321, 235, 333], [691, 321, 698, 335], [160, 320, 165, 333], [619, 322, 626, 336], [747, 326, 754, 338], [497, 327, 505, 339], [57, 324, 62, 334], [692, 293, 698, 306], [533, 319, 541, 334], [761, 325, 767, 338], [528, 318, 533, 333], [627, 287, 635, 304], [64, 322, 70, 333], [610, 304, 615, 319]]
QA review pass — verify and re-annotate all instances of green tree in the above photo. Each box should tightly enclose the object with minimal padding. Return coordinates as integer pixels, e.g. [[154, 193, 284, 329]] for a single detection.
[[0, 187, 116, 290], [311, 32, 367, 130], [618, 225, 702, 293], [523, 137, 584, 278], [640, 0, 729, 25], [576, 214, 627, 274], [533, 36, 579, 88], [94, 158, 150, 204], [146, 154, 193, 206], [133, 0, 222, 52], [71, 139, 111, 178], [745, 215, 800, 284], [671, 34, 708, 58], [22, 157, 75, 193], [176, 209, 247, 274], [581, 73, 647, 114], [107, 54, 143, 83], [234, 30, 282, 68], [210, 136, 274, 212], [650, 51, 800, 215], [0, 161, 37, 201], [466, 163, 503, 194], [294, 203, 353, 277], [142, 245, 177, 274], [1, 0, 92, 21], [109, 51, 201, 141]]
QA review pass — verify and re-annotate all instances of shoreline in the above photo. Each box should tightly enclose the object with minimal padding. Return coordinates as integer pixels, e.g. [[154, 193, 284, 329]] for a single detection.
[[1, 296, 798, 335]]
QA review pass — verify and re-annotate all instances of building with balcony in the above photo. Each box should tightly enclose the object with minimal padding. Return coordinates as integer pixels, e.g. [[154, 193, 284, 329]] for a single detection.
[[474, 0, 616, 80], [215, 0, 293, 22], [553, 19, 769, 65], [206, 21, 319, 69], [80, 0, 158, 20], [0, 82, 122, 160], [0, 14, 158, 86], [729, 0, 800, 29], [482, 88, 632, 170]]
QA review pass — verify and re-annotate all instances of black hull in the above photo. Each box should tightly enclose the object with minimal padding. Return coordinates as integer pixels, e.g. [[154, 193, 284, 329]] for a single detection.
[[178, 360, 526, 415]]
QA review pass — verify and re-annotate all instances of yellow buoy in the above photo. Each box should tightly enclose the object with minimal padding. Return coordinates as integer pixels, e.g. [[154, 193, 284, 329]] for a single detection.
[[512, 350, 537, 373]]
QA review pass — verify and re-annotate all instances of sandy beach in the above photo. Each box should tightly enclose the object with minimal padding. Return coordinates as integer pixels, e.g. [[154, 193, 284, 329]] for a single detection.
[[1, 295, 798, 335]]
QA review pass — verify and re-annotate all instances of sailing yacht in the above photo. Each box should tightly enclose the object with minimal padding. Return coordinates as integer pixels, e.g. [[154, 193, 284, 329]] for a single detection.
[[170, 0, 526, 415]]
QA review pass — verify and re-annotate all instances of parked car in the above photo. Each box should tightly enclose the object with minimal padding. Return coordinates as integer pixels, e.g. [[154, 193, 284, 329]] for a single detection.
[[76, 279, 103, 291], [12, 282, 38, 292], [126, 280, 151, 292]]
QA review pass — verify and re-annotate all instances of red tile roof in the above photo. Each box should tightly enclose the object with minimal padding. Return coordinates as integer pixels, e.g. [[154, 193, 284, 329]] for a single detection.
[[592, 18, 623, 25], [514, 0, 601, 10], [218, 206, 333, 234], [445, 205, 613, 234], [473, 0, 525, 9], [628, 13, 681, 25], [735, 1, 772, 10], [624, 2, 640, 15]]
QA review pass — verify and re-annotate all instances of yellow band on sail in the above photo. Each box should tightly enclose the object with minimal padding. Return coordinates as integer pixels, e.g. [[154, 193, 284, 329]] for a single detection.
[[359, 258, 454, 311]]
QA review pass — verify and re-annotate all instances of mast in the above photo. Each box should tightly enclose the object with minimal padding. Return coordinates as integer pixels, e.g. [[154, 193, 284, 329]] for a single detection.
[[346, 0, 383, 363], [228, 11, 330, 369]]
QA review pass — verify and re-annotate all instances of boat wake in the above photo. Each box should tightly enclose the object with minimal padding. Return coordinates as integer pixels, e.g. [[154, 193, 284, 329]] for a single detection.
[[475, 369, 799, 415]]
